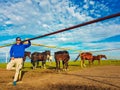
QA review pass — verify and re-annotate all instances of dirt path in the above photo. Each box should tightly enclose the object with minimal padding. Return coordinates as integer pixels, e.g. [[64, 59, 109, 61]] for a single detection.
[[0, 65, 120, 90]]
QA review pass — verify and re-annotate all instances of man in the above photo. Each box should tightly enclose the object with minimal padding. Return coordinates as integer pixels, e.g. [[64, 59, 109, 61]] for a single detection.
[[6, 37, 31, 86]]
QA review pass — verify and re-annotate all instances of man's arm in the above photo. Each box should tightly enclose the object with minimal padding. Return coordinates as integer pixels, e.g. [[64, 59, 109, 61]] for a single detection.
[[24, 40, 31, 48], [10, 45, 14, 60]]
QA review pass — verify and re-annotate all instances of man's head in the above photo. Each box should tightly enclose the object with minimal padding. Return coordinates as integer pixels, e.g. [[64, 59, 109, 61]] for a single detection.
[[16, 37, 21, 44]]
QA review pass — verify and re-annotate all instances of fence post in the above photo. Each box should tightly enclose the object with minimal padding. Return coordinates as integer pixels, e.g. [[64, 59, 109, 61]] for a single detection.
[[6, 52, 8, 63]]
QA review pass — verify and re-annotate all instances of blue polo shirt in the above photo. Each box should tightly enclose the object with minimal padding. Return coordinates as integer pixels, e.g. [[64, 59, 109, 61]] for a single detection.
[[10, 41, 31, 58]]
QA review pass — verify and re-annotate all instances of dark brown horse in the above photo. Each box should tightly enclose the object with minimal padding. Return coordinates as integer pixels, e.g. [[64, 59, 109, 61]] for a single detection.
[[22, 51, 31, 68], [31, 50, 50, 69], [54, 50, 70, 71], [74, 52, 93, 68], [23, 51, 31, 61], [92, 55, 107, 64]]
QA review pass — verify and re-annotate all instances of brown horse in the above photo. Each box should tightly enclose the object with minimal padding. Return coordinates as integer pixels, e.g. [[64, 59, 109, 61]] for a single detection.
[[22, 51, 31, 68], [74, 52, 93, 68], [54, 50, 70, 71], [31, 50, 50, 69], [92, 55, 107, 64]]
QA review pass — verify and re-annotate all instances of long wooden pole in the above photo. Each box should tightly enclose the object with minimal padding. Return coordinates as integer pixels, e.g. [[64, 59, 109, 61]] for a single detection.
[[22, 12, 120, 42]]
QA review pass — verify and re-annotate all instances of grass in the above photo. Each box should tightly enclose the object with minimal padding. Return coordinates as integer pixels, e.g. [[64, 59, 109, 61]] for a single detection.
[[0, 60, 120, 70], [0, 63, 7, 68]]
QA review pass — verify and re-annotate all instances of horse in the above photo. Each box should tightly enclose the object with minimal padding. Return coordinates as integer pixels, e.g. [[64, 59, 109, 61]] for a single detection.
[[23, 51, 31, 61], [74, 52, 93, 68], [47, 55, 53, 65], [92, 55, 107, 64], [46, 51, 52, 65], [54, 50, 70, 71], [31, 50, 50, 69], [22, 51, 31, 68]]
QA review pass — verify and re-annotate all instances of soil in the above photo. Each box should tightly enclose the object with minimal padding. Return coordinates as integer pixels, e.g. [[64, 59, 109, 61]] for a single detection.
[[0, 65, 120, 90]]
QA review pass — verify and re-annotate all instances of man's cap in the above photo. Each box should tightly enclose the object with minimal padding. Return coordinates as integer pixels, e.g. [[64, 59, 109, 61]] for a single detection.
[[16, 37, 21, 41]]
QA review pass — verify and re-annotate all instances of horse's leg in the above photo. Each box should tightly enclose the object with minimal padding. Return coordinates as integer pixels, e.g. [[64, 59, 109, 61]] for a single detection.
[[31, 61, 35, 69], [80, 60, 83, 68], [81, 59, 86, 68], [37, 60, 39, 68], [49, 58, 52, 65], [89, 60, 92, 67], [44, 60, 46, 69], [34, 61, 37, 69], [98, 60, 100, 65], [83, 60, 86, 67], [58, 61, 60, 70], [89, 60, 90, 66], [22, 61, 25, 69], [65, 61, 69, 71], [62, 61, 65, 71], [41, 61, 46, 69], [22, 57, 26, 68], [56, 60, 58, 71], [48, 58, 52, 66], [42, 61, 44, 68], [92, 60, 94, 65]]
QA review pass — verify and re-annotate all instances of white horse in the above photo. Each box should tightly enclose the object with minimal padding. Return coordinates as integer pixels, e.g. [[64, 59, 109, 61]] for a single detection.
[[47, 55, 53, 65]]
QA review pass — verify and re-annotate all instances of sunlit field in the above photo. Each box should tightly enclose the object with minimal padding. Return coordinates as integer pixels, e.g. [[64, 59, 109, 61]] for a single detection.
[[0, 60, 120, 70]]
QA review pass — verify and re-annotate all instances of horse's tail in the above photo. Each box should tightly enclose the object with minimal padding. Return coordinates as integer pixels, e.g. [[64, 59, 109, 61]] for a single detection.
[[74, 54, 80, 62]]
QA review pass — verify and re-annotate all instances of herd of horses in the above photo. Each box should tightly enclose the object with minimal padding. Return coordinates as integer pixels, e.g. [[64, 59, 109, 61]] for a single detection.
[[74, 52, 107, 68], [23, 50, 107, 71]]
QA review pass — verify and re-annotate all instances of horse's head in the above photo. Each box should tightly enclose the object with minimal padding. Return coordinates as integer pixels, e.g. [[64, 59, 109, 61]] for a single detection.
[[98, 55, 107, 59], [102, 55, 107, 59], [25, 51, 31, 58], [45, 50, 51, 55], [23, 51, 31, 61]]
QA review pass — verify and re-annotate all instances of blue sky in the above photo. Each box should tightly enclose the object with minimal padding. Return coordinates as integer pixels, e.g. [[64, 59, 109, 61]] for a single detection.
[[0, 0, 120, 59]]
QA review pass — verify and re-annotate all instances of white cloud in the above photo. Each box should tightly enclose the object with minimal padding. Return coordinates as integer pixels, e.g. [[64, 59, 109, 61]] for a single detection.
[[0, 0, 120, 60], [42, 24, 50, 28], [82, 42, 120, 50], [83, 4, 89, 9], [89, 1, 95, 5], [0, 47, 10, 53]]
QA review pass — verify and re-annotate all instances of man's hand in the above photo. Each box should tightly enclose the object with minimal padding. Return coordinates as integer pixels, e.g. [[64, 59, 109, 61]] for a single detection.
[[11, 57, 14, 60], [23, 38, 30, 44]]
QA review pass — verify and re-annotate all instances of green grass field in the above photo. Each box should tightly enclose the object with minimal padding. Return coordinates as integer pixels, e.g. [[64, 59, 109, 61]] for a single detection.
[[0, 60, 120, 71]]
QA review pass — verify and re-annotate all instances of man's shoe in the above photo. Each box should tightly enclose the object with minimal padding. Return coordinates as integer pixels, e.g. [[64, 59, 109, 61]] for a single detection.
[[13, 81, 17, 86]]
